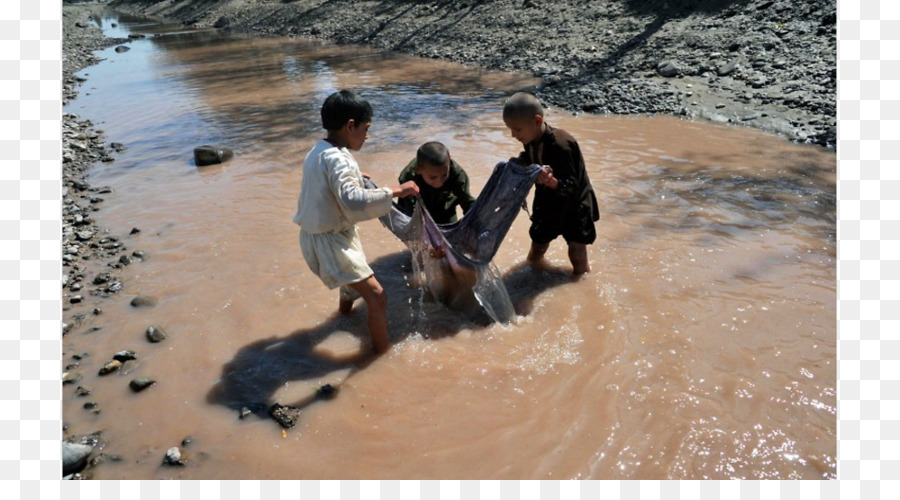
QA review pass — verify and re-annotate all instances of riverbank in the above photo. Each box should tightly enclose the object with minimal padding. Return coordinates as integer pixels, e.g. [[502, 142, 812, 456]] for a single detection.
[[106, 0, 836, 148], [61, 3, 147, 478]]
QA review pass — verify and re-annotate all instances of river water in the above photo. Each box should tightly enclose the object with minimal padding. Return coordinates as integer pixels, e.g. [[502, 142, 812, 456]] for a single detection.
[[63, 12, 836, 480]]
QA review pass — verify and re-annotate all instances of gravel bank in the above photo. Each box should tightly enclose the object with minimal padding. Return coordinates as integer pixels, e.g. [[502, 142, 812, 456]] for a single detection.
[[107, 0, 836, 148], [62, 3, 144, 478]]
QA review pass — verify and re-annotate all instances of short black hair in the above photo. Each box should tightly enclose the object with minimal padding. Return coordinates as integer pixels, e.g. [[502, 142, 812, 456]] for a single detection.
[[320, 90, 373, 131], [416, 141, 450, 168], [502, 91, 544, 121]]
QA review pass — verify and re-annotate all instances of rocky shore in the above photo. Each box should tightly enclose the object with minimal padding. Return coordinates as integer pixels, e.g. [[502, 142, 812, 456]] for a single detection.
[[107, 0, 836, 148], [61, 3, 154, 478]]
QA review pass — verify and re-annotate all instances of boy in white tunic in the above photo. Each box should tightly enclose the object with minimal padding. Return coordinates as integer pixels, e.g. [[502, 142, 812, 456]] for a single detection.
[[294, 90, 419, 354]]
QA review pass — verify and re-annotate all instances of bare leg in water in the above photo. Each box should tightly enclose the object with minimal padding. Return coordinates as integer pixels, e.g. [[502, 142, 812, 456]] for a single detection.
[[568, 242, 590, 275], [528, 241, 590, 275], [526, 241, 550, 266], [347, 275, 389, 354]]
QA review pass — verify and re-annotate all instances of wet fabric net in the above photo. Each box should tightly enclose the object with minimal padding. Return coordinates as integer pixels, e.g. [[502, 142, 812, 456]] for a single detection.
[[372, 161, 543, 323]]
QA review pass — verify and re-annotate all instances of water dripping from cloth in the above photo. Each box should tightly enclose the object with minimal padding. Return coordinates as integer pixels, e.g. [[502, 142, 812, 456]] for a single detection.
[[372, 161, 543, 324]]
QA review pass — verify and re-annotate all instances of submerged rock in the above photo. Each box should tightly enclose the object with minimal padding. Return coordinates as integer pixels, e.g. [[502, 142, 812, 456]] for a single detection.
[[193, 145, 234, 166], [146, 325, 167, 342], [130, 295, 157, 308], [129, 377, 156, 392], [316, 383, 337, 400]]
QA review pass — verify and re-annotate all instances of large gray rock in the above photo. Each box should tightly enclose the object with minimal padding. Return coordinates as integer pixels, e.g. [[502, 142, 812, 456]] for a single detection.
[[194, 145, 234, 166], [62, 442, 93, 476], [656, 61, 680, 77]]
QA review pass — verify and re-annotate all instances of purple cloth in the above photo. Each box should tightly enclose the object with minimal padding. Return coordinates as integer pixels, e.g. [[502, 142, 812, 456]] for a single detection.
[[373, 161, 543, 322]]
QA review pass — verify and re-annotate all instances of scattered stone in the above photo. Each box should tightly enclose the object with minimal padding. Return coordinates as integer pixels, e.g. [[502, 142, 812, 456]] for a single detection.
[[89, 453, 124, 467], [129, 377, 156, 392], [181, 436, 193, 447], [146, 325, 167, 342], [213, 16, 230, 29], [269, 403, 302, 429], [131, 295, 157, 308], [98, 359, 122, 375], [163, 447, 184, 466], [316, 383, 337, 400], [113, 350, 137, 362], [92, 272, 111, 285], [656, 61, 679, 77], [717, 60, 738, 77], [62, 372, 83, 385], [130, 227, 141, 235], [75, 386, 91, 397], [193, 145, 234, 166], [62, 441, 94, 476], [114, 45, 130, 53]]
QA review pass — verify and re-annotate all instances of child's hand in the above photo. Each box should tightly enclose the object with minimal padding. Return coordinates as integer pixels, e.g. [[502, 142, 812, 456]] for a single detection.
[[536, 165, 556, 188], [393, 180, 420, 198]]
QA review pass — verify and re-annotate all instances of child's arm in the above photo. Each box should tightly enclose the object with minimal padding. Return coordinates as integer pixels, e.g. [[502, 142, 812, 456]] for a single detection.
[[391, 181, 419, 198], [537, 140, 584, 196], [329, 156, 417, 221]]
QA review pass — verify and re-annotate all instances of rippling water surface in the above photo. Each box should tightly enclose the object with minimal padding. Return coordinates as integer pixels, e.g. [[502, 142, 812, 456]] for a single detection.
[[63, 12, 836, 480]]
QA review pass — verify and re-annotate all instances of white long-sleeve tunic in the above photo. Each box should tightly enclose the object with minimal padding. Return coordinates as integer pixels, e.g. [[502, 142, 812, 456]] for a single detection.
[[293, 140, 393, 233]]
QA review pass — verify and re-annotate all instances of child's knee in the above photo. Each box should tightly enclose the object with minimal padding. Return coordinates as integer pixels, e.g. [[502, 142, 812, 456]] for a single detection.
[[373, 287, 388, 309], [362, 282, 388, 310]]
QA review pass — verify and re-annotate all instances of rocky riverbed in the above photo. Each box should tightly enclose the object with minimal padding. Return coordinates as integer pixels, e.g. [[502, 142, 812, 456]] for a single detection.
[[107, 0, 837, 148]]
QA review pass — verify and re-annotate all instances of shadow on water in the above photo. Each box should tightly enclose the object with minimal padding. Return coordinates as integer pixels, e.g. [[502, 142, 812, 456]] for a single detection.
[[206, 251, 571, 419]]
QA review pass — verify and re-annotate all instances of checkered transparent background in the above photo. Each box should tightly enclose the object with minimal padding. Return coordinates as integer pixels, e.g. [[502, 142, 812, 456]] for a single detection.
[[0, 0, 890, 498]]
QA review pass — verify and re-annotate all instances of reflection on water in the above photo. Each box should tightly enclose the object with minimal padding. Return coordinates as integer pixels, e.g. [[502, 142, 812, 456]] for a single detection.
[[62, 11, 836, 480]]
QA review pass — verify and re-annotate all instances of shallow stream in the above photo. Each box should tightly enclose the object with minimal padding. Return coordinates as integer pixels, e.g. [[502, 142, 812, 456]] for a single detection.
[[63, 12, 836, 480]]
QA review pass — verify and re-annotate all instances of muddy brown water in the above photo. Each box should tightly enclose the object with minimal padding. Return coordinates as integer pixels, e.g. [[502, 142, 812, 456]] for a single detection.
[[62, 13, 836, 480]]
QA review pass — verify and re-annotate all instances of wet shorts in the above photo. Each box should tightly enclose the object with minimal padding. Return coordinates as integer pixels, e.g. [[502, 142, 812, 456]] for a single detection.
[[529, 209, 597, 245], [300, 227, 373, 290]]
